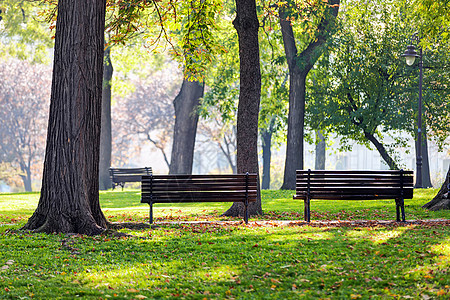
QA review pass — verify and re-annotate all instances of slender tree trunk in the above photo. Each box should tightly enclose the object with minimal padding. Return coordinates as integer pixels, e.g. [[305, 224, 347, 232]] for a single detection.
[[423, 166, 450, 211], [261, 128, 272, 189], [99, 46, 113, 190], [415, 128, 432, 188], [279, 1, 340, 190], [223, 0, 262, 217], [19, 164, 32, 192], [315, 130, 326, 170], [21, 0, 107, 235], [169, 79, 204, 174], [364, 131, 399, 170]]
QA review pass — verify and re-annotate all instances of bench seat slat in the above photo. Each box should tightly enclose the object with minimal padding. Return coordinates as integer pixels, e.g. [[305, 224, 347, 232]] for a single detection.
[[143, 183, 257, 191], [296, 176, 413, 181], [294, 193, 413, 200], [296, 170, 414, 175], [142, 192, 257, 203], [296, 183, 413, 188], [144, 174, 258, 180]]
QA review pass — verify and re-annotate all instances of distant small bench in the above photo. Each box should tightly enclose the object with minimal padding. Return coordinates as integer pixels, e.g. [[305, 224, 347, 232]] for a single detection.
[[109, 167, 152, 190], [294, 169, 414, 222], [141, 173, 257, 224]]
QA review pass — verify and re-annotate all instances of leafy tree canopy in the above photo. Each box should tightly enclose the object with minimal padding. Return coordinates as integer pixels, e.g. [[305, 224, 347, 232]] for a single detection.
[[0, 0, 54, 63], [307, 0, 450, 164]]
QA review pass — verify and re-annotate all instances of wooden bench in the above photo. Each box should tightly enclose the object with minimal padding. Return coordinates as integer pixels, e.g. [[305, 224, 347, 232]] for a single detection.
[[109, 167, 152, 190], [141, 173, 257, 224], [294, 169, 414, 222]]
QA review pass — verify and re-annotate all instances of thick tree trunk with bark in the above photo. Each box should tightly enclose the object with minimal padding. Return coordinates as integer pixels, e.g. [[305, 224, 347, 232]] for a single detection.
[[279, 1, 340, 190], [223, 0, 262, 217], [423, 166, 450, 210], [169, 79, 204, 175], [21, 0, 107, 234], [415, 129, 433, 188], [315, 130, 326, 170], [99, 46, 113, 190], [261, 128, 272, 189]]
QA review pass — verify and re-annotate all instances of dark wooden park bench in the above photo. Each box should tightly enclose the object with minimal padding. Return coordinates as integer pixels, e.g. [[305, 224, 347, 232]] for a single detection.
[[109, 167, 152, 190], [141, 173, 257, 224], [294, 169, 414, 222]]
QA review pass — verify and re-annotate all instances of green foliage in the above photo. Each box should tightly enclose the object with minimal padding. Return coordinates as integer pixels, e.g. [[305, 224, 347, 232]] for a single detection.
[[0, 0, 54, 63], [1, 190, 450, 299], [413, 0, 450, 47], [306, 0, 450, 154], [200, 1, 290, 147], [107, 0, 226, 79]]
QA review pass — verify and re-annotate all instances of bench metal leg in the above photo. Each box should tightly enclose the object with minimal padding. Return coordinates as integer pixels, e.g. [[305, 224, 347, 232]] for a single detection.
[[395, 199, 401, 222], [400, 198, 406, 222], [304, 197, 311, 222], [244, 203, 249, 224], [395, 198, 406, 222], [149, 202, 153, 224]]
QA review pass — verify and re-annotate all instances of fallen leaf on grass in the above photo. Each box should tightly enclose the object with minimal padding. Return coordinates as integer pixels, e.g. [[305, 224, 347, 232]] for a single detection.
[[127, 288, 139, 293], [134, 295, 147, 299], [270, 278, 281, 284]]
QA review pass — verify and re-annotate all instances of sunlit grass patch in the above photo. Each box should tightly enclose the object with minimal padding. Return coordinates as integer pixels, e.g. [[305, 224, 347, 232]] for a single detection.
[[1, 223, 450, 298]]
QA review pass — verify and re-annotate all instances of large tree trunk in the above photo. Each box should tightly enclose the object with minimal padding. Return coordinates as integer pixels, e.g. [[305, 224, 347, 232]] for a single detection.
[[423, 166, 450, 210], [415, 129, 433, 188], [223, 0, 262, 218], [279, 1, 340, 190], [99, 46, 113, 190], [261, 128, 272, 189], [21, 0, 107, 235], [315, 130, 326, 170], [169, 79, 203, 175]]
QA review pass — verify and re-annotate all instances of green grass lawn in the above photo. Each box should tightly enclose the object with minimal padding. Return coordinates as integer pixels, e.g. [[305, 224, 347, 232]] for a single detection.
[[0, 189, 449, 299]]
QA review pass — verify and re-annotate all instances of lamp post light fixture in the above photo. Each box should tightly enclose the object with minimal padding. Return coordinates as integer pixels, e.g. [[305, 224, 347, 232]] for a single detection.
[[402, 33, 423, 188]]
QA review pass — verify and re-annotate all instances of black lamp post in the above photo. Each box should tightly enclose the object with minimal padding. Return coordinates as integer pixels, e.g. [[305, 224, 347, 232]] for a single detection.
[[402, 33, 423, 188]]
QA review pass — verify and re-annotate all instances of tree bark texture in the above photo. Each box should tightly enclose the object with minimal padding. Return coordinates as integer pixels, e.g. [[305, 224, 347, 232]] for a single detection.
[[21, 0, 107, 234], [415, 129, 433, 188], [169, 79, 204, 175], [223, 0, 262, 217], [423, 166, 450, 211], [261, 128, 272, 189], [279, 1, 340, 190], [99, 46, 113, 190], [315, 130, 326, 170]]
